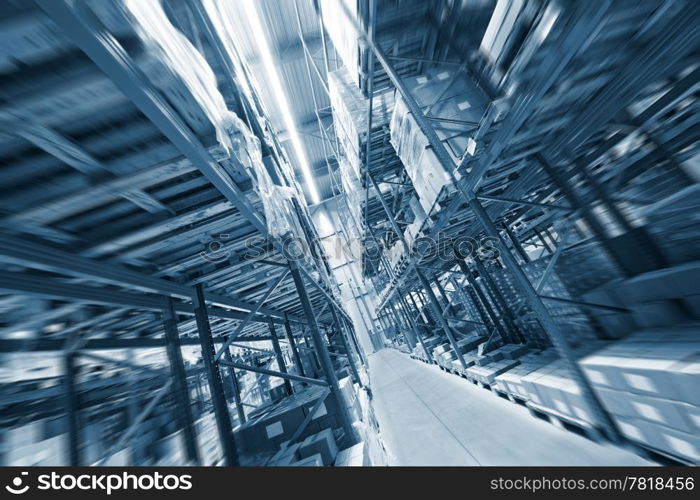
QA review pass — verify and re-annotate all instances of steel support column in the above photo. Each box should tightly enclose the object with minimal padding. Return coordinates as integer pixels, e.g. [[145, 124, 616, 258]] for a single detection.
[[289, 262, 357, 443], [456, 258, 509, 343], [468, 198, 618, 438], [283, 314, 306, 377], [433, 277, 455, 316], [268, 319, 293, 396], [397, 294, 434, 363], [407, 291, 435, 335], [330, 308, 363, 387], [221, 338, 246, 425], [388, 298, 416, 349], [63, 351, 81, 466], [341, 315, 367, 366], [503, 222, 530, 263], [192, 284, 239, 466], [449, 275, 490, 333], [162, 297, 200, 464], [389, 302, 418, 349], [472, 258, 523, 344], [536, 153, 630, 277], [415, 267, 467, 369]]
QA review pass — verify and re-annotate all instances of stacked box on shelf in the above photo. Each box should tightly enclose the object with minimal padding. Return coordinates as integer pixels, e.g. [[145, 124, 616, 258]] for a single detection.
[[389, 67, 488, 215], [338, 376, 362, 423], [269, 429, 341, 467], [450, 349, 478, 373], [494, 349, 558, 399], [464, 344, 527, 384], [580, 285, 638, 339], [441, 334, 486, 372], [608, 260, 700, 325], [580, 327, 700, 463], [467, 358, 521, 386], [554, 240, 623, 297], [432, 344, 456, 369], [404, 196, 427, 248], [328, 66, 394, 178], [642, 184, 700, 266], [297, 428, 339, 466], [234, 386, 341, 456], [578, 260, 699, 340], [520, 359, 596, 424], [412, 335, 441, 362], [390, 96, 455, 215], [517, 341, 608, 426]]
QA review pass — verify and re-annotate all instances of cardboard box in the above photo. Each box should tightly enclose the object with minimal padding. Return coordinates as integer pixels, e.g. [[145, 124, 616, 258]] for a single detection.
[[335, 441, 369, 466], [466, 359, 520, 385], [616, 416, 700, 463], [291, 453, 323, 466], [579, 332, 700, 406], [297, 428, 339, 466], [269, 442, 302, 466], [234, 387, 332, 454], [594, 386, 700, 434]]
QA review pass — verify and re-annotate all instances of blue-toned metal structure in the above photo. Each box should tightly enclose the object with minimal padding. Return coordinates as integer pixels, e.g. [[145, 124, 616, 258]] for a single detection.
[[1, 0, 699, 466]]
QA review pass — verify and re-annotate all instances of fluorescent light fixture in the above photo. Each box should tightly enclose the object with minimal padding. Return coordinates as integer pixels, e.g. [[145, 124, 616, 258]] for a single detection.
[[240, 1, 321, 204]]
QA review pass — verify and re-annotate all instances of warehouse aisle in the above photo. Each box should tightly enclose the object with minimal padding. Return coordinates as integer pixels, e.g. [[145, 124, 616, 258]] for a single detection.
[[368, 349, 652, 466]]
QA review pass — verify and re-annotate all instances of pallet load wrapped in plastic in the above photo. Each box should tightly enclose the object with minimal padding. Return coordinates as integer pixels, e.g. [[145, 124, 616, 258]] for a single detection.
[[328, 66, 395, 177], [351, 384, 389, 466], [320, 0, 360, 86], [126, 0, 306, 242], [124, 0, 250, 160], [580, 327, 700, 464]]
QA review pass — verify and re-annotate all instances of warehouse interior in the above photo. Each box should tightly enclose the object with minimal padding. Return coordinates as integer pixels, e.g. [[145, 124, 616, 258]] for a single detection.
[[0, 0, 699, 467]]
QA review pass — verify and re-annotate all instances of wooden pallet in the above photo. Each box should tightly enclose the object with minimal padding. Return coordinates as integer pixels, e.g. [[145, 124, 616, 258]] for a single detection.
[[526, 401, 603, 442]]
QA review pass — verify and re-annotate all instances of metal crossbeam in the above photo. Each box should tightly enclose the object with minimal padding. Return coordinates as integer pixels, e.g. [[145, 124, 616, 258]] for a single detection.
[[0, 233, 300, 323], [37, 0, 267, 236], [2, 117, 170, 214], [213, 270, 290, 362], [218, 360, 327, 387]]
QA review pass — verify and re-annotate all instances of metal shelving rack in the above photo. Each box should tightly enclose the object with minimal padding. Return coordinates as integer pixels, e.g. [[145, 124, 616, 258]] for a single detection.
[[337, 0, 699, 443]]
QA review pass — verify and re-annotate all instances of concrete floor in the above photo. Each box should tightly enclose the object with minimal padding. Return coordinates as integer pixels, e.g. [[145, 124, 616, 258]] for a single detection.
[[368, 349, 653, 466]]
